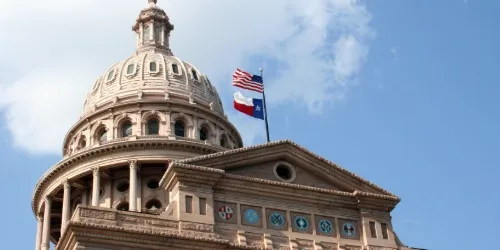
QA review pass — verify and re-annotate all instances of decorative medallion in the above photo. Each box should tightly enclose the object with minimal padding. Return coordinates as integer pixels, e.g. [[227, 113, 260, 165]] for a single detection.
[[318, 219, 333, 234], [243, 208, 260, 224], [218, 205, 233, 220], [342, 222, 356, 236], [294, 216, 309, 231], [269, 212, 285, 228]]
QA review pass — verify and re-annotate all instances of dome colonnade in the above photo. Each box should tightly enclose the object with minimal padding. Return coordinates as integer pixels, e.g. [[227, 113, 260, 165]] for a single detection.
[[32, 1, 243, 249]]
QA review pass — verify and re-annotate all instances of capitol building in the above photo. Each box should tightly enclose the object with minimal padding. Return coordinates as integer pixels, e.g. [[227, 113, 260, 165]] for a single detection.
[[31, 1, 419, 249]]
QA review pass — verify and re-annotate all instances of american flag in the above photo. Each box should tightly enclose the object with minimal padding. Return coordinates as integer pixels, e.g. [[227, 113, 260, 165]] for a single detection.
[[232, 68, 264, 93]]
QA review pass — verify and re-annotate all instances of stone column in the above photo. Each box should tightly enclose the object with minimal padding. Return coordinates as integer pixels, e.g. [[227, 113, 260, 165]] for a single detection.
[[61, 180, 71, 234], [35, 216, 43, 250], [91, 168, 100, 206], [41, 197, 51, 250], [129, 160, 138, 212]]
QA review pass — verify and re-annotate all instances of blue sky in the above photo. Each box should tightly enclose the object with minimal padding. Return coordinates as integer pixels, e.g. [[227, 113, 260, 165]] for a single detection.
[[0, 0, 499, 249]]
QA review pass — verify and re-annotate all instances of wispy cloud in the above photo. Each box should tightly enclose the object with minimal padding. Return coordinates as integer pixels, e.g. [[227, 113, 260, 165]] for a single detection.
[[391, 47, 399, 61], [0, 0, 375, 154]]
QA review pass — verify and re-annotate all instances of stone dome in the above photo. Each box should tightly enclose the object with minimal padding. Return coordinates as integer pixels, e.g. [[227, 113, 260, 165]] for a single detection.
[[82, 0, 224, 116], [83, 52, 225, 116]]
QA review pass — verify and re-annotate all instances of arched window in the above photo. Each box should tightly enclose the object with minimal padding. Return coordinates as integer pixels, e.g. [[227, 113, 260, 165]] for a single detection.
[[116, 202, 129, 211], [172, 64, 180, 74], [174, 121, 185, 137], [191, 70, 198, 81], [106, 69, 115, 81], [143, 25, 151, 41], [121, 121, 133, 137], [147, 118, 160, 135], [145, 199, 162, 210], [220, 136, 229, 148], [97, 128, 107, 144], [199, 127, 208, 141]]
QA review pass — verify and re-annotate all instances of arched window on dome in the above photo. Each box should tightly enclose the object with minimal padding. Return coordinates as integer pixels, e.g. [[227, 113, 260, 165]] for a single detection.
[[121, 121, 133, 137], [146, 118, 160, 135], [106, 69, 115, 82], [126, 63, 136, 75], [97, 127, 108, 144], [171, 63, 180, 75], [116, 201, 129, 211], [220, 135, 229, 148], [174, 121, 185, 137], [191, 69, 199, 81], [199, 127, 208, 141]]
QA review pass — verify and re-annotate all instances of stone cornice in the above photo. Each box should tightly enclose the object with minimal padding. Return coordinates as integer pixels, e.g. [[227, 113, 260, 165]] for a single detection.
[[178, 140, 398, 198], [32, 139, 222, 217], [159, 162, 225, 191], [158, 162, 399, 211]]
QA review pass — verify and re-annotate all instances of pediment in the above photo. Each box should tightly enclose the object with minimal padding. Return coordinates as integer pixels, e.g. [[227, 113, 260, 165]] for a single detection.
[[225, 160, 349, 192], [179, 140, 397, 197]]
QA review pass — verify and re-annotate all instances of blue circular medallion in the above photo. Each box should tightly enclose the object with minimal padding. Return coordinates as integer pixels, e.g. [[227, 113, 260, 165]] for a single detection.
[[294, 216, 309, 231], [342, 222, 356, 236], [244, 208, 260, 224], [269, 212, 285, 228], [318, 219, 333, 234]]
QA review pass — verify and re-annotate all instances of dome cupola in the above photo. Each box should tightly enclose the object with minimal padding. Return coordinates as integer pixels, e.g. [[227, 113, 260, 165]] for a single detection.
[[133, 0, 174, 54]]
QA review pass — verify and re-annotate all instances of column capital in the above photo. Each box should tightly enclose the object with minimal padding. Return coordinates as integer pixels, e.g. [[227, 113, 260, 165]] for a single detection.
[[44, 196, 52, 206], [37, 216, 43, 222], [92, 167, 100, 176], [63, 179, 71, 190], [129, 160, 138, 169]]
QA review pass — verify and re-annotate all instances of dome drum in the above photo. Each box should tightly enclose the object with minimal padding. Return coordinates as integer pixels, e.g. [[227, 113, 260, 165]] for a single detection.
[[65, 101, 241, 157]]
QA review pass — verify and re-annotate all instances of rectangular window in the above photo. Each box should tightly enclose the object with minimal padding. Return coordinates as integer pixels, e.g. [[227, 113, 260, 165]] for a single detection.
[[185, 195, 192, 213], [381, 223, 389, 239], [199, 198, 207, 215], [369, 221, 377, 238]]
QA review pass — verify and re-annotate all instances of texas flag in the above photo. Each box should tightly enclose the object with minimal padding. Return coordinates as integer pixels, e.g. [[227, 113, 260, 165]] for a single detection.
[[233, 91, 264, 120]]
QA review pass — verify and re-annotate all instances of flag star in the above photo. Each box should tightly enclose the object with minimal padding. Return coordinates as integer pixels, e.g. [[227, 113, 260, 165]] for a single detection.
[[255, 105, 261, 111]]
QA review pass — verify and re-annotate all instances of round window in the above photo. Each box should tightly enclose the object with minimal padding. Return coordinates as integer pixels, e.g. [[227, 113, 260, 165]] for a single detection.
[[273, 162, 296, 182], [116, 180, 130, 193], [146, 179, 159, 190]]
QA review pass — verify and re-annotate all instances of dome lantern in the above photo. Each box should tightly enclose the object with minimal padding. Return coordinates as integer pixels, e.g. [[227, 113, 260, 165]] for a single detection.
[[133, 0, 174, 54]]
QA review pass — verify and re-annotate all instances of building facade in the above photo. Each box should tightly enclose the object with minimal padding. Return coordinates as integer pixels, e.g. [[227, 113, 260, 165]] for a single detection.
[[31, 1, 418, 249]]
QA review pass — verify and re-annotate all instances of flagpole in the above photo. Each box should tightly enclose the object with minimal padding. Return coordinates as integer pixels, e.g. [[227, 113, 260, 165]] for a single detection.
[[260, 68, 271, 143]]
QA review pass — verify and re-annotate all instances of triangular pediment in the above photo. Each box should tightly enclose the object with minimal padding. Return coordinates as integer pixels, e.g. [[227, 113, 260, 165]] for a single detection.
[[179, 140, 397, 197]]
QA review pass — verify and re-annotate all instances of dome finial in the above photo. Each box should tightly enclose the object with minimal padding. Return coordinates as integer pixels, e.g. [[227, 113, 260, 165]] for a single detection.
[[148, 0, 157, 5]]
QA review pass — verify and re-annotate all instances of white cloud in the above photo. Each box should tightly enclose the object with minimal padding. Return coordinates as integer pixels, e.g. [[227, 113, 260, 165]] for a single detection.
[[0, 0, 374, 154]]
